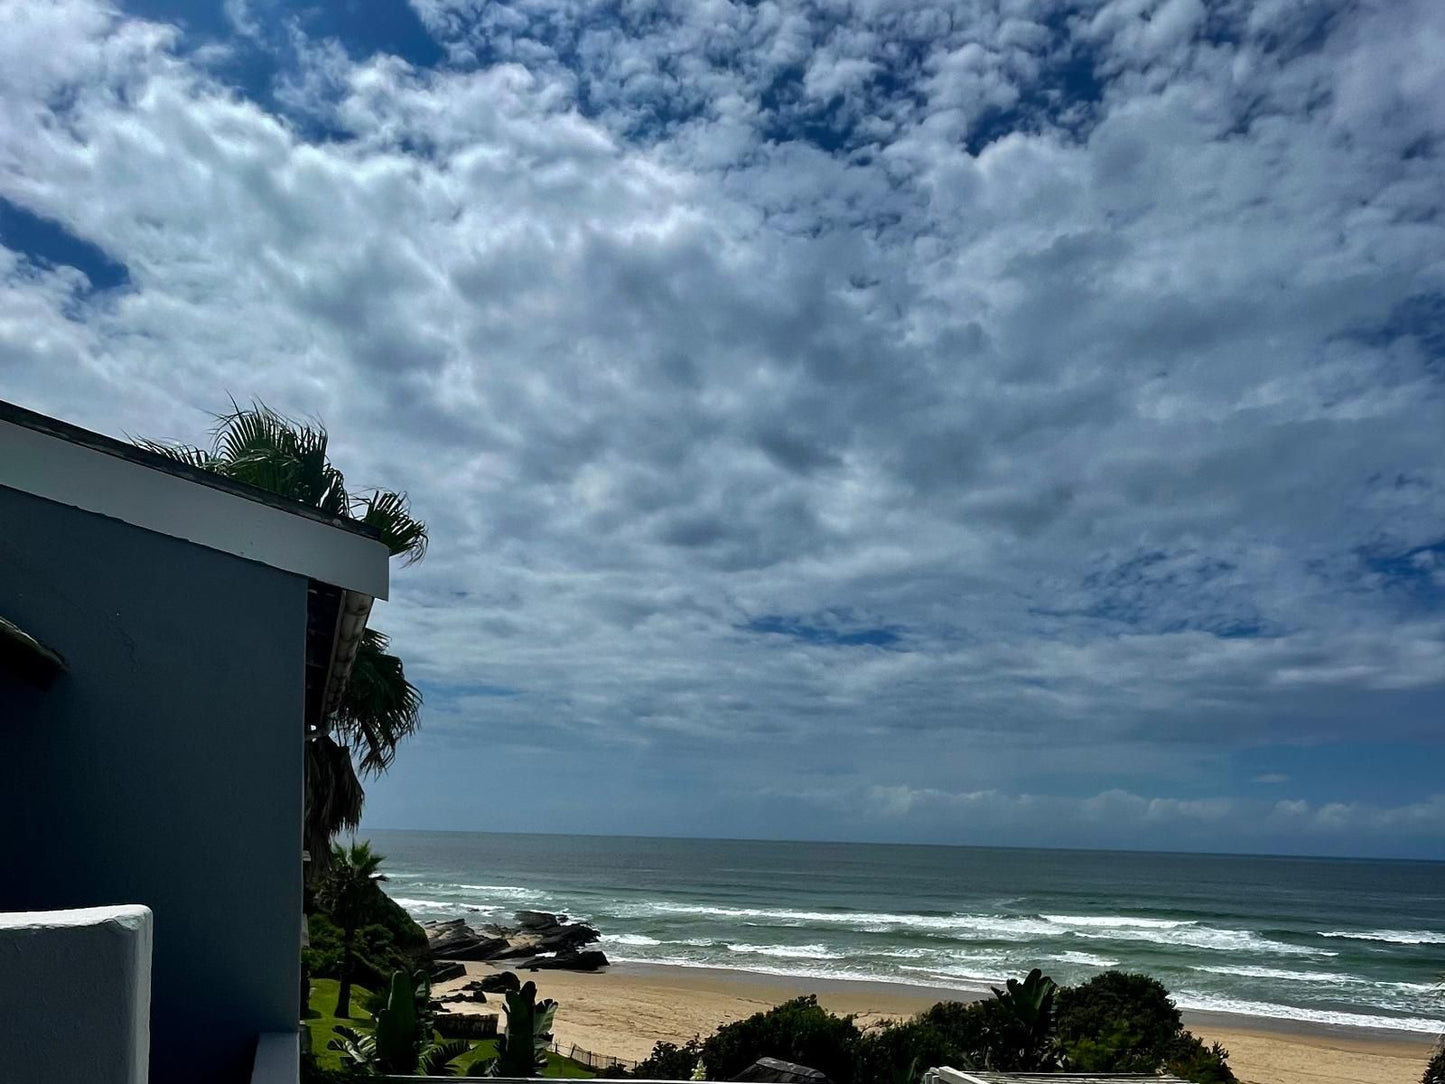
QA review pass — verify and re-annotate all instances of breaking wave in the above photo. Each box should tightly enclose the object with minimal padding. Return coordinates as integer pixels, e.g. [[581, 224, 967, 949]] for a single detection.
[[1319, 929, 1445, 945]]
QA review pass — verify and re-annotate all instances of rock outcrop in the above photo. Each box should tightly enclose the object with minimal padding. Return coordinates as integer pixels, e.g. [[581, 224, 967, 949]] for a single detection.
[[478, 970, 522, 993], [518, 949, 609, 972], [423, 912, 605, 971]]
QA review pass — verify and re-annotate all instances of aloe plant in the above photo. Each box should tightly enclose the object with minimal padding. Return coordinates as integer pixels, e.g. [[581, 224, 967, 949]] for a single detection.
[[488, 980, 558, 1078]]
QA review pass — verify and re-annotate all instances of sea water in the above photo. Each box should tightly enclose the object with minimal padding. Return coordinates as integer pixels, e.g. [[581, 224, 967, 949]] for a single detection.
[[368, 830, 1445, 1034]]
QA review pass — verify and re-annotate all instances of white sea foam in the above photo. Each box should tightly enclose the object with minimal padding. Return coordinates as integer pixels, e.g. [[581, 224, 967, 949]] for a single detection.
[[391, 897, 458, 911], [1319, 929, 1445, 945], [1042, 914, 1194, 930], [1190, 964, 1356, 983], [728, 943, 844, 960], [1173, 991, 1445, 1034], [1075, 923, 1326, 957], [1047, 951, 1120, 967], [607, 933, 662, 947]]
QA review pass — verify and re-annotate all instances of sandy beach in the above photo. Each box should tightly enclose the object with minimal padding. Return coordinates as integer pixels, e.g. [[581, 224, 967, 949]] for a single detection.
[[435, 961, 1437, 1084]]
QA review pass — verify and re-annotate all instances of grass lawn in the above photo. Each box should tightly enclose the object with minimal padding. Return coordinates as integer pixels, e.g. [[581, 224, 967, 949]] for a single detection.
[[305, 978, 594, 1077]]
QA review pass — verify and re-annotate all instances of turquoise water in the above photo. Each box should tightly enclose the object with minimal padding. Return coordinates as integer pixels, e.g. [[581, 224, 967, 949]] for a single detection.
[[368, 830, 1445, 1033]]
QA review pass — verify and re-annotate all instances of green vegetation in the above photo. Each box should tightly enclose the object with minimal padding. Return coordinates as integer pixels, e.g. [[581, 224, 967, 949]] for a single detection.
[[306, 840, 431, 996], [139, 402, 427, 868], [329, 969, 472, 1075], [491, 980, 561, 1077], [606, 970, 1233, 1084], [702, 996, 862, 1084], [304, 977, 594, 1079], [1421, 1042, 1444, 1084]]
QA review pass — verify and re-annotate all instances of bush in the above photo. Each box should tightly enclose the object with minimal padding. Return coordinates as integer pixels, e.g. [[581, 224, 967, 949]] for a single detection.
[[1422, 1044, 1445, 1084], [1055, 971, 1182, 1072], [305, 881, 429, 990], [701, 996, 862, 1084], [1166, 1033, 1238, 1084], [628, 1038, 707, 1080], [853, 1017, 961, 1084]]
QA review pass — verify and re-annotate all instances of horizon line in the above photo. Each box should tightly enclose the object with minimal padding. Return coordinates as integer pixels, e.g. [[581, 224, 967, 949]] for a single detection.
[[355, 825, 1445, 865]]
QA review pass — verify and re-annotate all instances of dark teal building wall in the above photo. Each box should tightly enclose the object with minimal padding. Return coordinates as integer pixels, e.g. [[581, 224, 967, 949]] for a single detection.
[[0, 482, 305, 1084]]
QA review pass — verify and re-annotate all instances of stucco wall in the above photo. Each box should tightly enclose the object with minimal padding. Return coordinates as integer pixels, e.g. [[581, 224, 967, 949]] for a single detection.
[[0, 483, 306, 1084], [0, 906, 153, 1084]]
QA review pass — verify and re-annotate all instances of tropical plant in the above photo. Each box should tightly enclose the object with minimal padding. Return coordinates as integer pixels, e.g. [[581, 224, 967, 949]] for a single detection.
[[984, 968, 1059, 1071], [487, 980, 559, 1078], [328, 968, 469, 1076], [317, 841, 387, 1019], [137, 402, 427, 868]]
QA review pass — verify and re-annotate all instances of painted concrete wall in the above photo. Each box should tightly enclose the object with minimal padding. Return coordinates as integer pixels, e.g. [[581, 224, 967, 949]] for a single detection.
[[0, 905, 153, 1084], [0, 484, 306, 1084]]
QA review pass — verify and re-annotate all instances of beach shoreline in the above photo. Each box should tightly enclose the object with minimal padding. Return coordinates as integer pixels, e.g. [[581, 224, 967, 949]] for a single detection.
[[435, 959, 1438, 1084]]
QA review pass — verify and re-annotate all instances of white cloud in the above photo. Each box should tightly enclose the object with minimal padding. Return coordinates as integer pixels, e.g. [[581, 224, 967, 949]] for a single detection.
[[1, 0, 1443, 850]]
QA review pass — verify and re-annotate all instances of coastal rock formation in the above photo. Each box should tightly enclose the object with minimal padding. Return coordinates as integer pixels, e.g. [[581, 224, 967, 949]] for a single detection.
[[422, 912, 605, 971], [429, 960, 466, 983], [478, 970, 522, 993], [519, 949, 609, 972]]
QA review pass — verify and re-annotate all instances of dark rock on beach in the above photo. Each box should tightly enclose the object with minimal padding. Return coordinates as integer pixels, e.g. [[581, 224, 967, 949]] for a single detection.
[[429, 960, 466, 983], [423, 911, 603, 967], [479, 970, 522, 993], [520, 949, 609, 972], [516, 910, 565, 929]]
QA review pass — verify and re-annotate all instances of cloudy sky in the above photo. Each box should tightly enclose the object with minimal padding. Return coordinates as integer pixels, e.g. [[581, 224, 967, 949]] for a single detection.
[[3, 0, 1443, 858]]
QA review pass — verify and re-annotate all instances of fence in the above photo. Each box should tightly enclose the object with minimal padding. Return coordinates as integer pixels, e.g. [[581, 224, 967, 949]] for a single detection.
[[549, 1038, 640, 1073]]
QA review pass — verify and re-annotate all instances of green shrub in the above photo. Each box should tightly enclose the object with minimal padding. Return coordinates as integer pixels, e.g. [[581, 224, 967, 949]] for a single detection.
[[624, 1038, 707, 1080], [305, 888, 428, 991], [1166, 1033, 1238, 1084], [1421, 1044, 1445, 1084], [853, 1018, 960, 1084], [700, 996, 862, 1084], [1055, 971, 1182, 1072]]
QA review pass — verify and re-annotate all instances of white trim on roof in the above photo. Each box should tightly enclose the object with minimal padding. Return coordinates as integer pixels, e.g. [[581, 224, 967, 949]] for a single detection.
[[0, 415, 390, 600]]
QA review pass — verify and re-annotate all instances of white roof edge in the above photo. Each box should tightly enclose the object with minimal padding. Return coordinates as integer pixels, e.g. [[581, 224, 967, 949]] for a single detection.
[[0, 414, 390, 600]]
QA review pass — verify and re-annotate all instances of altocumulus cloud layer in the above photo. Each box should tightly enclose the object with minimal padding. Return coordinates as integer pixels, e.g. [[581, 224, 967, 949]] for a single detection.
[[2, 0, 1443, 855]]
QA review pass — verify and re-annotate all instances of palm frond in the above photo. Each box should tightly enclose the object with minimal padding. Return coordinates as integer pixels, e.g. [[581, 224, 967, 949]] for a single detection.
[[132, 440, 223, 471], [331, 628, 422, 777], [420, 1039, 472, 1076], [306, 734, 365, 868], [355, 489, 428, 564]]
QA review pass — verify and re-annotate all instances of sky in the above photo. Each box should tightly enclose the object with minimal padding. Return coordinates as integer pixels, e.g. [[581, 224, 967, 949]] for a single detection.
[[2, 0, 1443, 859]]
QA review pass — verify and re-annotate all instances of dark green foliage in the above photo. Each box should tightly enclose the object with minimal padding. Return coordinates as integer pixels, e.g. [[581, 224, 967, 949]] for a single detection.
[[639, 1038, 706, 1079], [1055, 971, 1181, 1071], [602, 1038, 706, 1080], [700, 996, 862, 1084], [852, 1017, 961, 1084], [1421, 1043, 1445, 1084], [1166, 1033, 1238, 1084], [317, 841, 388, 1019], [328, 968, 469, 1076], [984, 968, 1059, 1071], [307, 865, 430, 993], [491, 980, 559, 1077], [373, 969, 421, 1073]]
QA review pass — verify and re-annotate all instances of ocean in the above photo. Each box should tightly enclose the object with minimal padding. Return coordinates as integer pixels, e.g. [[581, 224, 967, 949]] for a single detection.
[[367, 830, 1445, 1034]]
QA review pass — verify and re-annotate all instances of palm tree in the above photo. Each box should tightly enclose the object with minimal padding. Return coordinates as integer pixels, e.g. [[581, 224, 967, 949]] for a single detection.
[[318, 840, 387, 1019], [137, 403, 426, 867]]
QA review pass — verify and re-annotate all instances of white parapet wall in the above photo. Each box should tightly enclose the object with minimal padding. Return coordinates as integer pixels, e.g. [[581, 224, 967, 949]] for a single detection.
[[0, 905, 153, 1084]]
